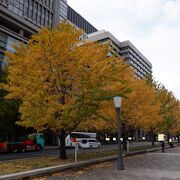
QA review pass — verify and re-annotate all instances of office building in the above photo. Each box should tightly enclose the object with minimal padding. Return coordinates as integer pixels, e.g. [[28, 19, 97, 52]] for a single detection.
[[67, 5, 97, 34], [0, 0, 98, 72], [120, 40, 152, 78], [0, 0, 68, 70], [88, 30, 152, 78]]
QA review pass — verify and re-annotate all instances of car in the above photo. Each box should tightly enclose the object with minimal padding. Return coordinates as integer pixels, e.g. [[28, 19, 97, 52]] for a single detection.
[[80, 139, 101, 149]]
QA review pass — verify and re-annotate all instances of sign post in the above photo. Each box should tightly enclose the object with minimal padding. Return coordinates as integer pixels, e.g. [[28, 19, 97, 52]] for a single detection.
[[158, 134, 165, 153], [158, 134, 165, 141], [127, 141, 129, 153], [74, 142, 79, 162]]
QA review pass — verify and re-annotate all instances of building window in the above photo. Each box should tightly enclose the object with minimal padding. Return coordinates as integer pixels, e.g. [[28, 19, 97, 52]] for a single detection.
[[8, 0, 24, 17], [59, 0, 68, 22]]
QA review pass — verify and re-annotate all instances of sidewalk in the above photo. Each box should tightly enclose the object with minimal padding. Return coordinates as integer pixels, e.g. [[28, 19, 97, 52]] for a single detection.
[[47, 146, 180, 180]]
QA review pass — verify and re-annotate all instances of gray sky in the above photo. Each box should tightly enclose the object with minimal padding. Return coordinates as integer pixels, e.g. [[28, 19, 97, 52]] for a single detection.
[[68, 0, 180, 99]]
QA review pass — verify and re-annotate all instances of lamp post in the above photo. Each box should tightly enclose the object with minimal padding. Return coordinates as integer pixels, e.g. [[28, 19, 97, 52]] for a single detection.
[[113, 96, 124, 170]]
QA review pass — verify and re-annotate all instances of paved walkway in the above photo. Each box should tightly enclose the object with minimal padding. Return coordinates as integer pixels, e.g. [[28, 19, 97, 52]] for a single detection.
[[47, 146, 180, 180]]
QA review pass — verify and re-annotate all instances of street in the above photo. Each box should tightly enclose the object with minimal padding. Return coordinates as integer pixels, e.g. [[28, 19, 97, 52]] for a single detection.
[[0, 142, 155, 161], [47, 146, 180, 180]]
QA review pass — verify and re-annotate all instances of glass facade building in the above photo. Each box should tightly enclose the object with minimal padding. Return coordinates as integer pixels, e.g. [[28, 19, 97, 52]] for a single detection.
[[6, 0, 54, 28], [0, 0, 69, 72], [0, 0, 98, 52], [8, 0, 24, 17], [0, 31, 19, 72], [0, 0, 99, 73]]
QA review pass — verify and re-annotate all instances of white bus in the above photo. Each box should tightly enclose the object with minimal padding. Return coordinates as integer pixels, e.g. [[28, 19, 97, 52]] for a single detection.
[[65, 132, 96, 148]]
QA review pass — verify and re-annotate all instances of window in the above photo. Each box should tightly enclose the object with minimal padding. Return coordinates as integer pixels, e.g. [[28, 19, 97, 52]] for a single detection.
[[8, 4, 13, 10], [59, 0, 68, 21], [89, 140, 96, 142], [8, 0, 24, 17], [82, 140, 87, 144], [40, 135, 44, 139], [70, 133, 91, 138], [0, 52, 4, 60]]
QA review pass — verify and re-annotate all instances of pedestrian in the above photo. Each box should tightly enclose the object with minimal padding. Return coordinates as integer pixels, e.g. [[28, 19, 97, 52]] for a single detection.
[[161, 141, 165, 153], [169, 138, 174, 148]]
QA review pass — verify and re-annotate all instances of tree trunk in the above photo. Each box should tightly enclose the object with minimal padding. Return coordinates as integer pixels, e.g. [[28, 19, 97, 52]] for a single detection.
[[59, 129, 67, 160], [167, 131, 170, 144], [150, 129, 155, 146], [177, 135, 180, 143]]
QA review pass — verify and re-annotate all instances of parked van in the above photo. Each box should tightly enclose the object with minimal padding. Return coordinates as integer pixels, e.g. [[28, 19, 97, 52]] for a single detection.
[[65, 132, 96, 148], [80, 139, 101, 149]]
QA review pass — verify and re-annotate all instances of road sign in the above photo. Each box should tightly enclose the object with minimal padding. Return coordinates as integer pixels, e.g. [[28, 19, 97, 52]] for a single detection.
[[158, 134, 165, 141]]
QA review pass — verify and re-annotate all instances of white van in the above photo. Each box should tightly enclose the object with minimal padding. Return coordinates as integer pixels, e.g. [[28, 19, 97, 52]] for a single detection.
[[80, 139, 101, 149], [65, 132, 97, 148]]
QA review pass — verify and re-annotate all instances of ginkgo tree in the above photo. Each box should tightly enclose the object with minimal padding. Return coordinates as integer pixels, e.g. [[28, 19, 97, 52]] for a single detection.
[[2, 22, 132, 159], [146, 78, 180, 143], [119, 78, 162, 147], [156, 85, 180, 142], [81, 70, 163, 149]]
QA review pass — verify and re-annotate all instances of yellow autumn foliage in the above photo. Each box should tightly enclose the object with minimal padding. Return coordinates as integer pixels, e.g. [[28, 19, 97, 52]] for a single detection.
[[2, 22, 132, 133]]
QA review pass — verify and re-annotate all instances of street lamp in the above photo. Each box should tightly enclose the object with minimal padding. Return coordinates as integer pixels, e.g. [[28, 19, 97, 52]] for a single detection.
[[113, 96, 124, 170]]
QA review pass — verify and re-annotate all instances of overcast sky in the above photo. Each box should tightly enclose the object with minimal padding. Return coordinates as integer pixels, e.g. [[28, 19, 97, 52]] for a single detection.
[[68, 0, 180, 99]]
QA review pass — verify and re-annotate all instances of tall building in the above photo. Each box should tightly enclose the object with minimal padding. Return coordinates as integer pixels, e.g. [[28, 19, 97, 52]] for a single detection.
[[67, 5, 97, 34], [0, 0, 98, 72], [0, 0, 69, 70], [87, 30, 152, 78], [120, 40, 152, 78], [0, 0, 97, 71]]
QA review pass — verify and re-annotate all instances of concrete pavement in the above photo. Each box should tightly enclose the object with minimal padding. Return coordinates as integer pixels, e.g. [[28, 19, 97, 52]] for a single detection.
[[47, 146, 180, 180]]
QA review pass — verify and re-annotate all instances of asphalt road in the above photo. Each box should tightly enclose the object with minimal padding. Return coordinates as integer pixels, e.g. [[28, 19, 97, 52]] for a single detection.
[[0, 142, 157, 162]]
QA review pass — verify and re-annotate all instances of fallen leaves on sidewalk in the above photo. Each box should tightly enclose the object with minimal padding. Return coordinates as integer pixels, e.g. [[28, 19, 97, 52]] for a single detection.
[[50, 162, 113, 178], [0, 156, 70, 175]]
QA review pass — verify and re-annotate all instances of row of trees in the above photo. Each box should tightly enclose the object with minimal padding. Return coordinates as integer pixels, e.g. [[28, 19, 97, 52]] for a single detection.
[[0, 23, 180, 159]]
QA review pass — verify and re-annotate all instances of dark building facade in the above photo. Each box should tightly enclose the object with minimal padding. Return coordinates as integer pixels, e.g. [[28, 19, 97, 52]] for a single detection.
[[67, 5, 97, 34]]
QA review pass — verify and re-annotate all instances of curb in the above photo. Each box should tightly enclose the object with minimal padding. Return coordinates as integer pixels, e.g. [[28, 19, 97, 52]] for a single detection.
[[0, 156, 118, 180], [0, 144, 179, 180]]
